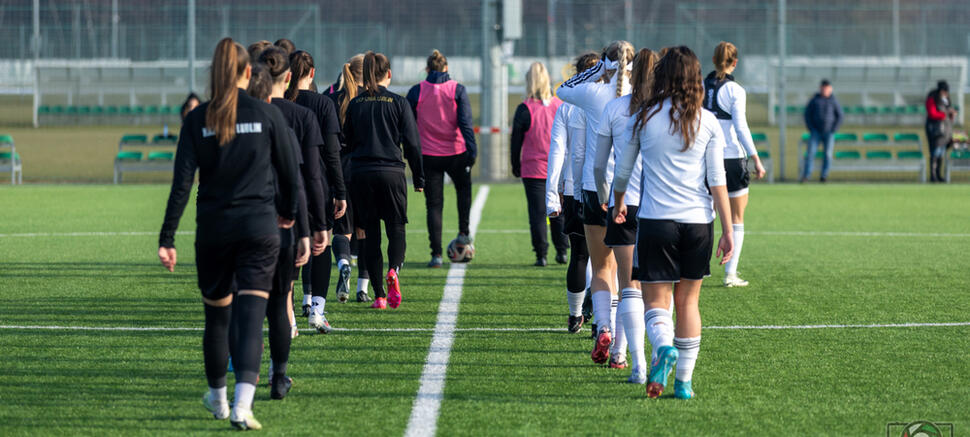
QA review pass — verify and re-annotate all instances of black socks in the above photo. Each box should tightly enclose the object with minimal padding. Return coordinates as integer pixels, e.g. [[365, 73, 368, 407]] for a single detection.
[[266, 291, 291, 378], [230, 294, 268, 385], [203, 303, 232, 388]]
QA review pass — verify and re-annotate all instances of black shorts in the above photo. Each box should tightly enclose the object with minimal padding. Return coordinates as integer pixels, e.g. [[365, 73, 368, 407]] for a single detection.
[[351, 169, 408, 226], [725, 158, 750, 196], [581, 190, 609, 227], [195, 233, 281, 300], [562, 196, 585, 236], [605, 205, 638, 246], [636, 219, 714, 282], [273, 244, 297, 295]]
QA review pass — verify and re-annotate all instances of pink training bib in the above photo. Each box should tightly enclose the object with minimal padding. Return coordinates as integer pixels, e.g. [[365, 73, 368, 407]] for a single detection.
[[520, 97, 562, 179], [416, 80, 466, 157]]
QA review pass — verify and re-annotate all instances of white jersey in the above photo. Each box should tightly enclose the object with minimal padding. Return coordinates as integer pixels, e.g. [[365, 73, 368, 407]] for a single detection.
[[706, 80, 758, 159], [545, 103, 575, 215], [593, 94, 641, 207], [614, 99, 727, 224], [557, 60, 630, 193], [567, 107, 587, 200]]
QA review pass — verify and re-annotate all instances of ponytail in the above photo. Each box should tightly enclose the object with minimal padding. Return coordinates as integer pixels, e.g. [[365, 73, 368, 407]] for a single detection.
[[207, 37, 249, 146], [362, 51, 390, 97], [285, 50, 314, 101], [602, 40, 635, 98], [628, 48, 659, 115], [257, 46, 289, 84], [713, 41, 738, 80], [426, 49, 447, 72], [339, 63, 358, 124]]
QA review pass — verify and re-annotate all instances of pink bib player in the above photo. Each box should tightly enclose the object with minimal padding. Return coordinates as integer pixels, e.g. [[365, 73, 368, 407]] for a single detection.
[[520, 97, 562, 179], [416, 80, 466, 157]]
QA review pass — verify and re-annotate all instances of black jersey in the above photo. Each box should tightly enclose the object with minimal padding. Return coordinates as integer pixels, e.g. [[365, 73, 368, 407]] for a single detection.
[[160, 88, 300, 248], [295, 89, 345, 200], [271, 97, 328, 232], [343, 86, 424, 189], [278, 127, 309, 246]]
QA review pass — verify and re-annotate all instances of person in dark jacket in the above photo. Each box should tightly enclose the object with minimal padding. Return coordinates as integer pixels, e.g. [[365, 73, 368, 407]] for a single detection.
[[801, 79, 844, 183], [344, 51, 424, 310], [158, 38, 300, 431], [926, 80, 958, 182], [406, 49, 477, 268]]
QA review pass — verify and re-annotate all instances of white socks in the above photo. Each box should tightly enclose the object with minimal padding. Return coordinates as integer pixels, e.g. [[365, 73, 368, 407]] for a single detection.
[[567, 291, 585, 317], [357, 277, 370, 293], [644, 308, 674, 362], [337, 258, 350, 270], [610, 296, 626, 360], [233, 382, 256, 411], [209, 386, 227, 403], [725, 223, 744, 275], [311, 296, 326, 315], [674, 336, 701, 382], [618, 288, 646, 374], [591, 291, 612, 333], [302, 294, 311, 306]]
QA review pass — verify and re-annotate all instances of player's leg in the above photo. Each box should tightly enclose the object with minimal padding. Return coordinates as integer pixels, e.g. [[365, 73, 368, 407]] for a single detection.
[[565, 198, 589, 333], [638, 218, 678, 398], [196, 241, 233, 421], [523, 178, 550, 266], [606, 205, 641, 374], [383, 171, 409, 309], [670, 221, 716, 400], [446, 153, 475, 256], [423, 155, 447, 267], [584, 192, 617, 364], [307, 245, 333, 333], [725, 192, 748, 287], [355, 227, 372, 302], [550, 213, 569, 265], [266, 240, 295, 400], [331, 192, 355, 303], [299, 260, 311, 316]]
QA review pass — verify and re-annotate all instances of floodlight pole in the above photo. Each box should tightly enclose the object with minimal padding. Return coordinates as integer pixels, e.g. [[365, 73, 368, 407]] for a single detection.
[[777, 0, 787, 181], [32, 0, 39, 128], [892, 0, 900, 58], [111, 0, 119, 58], [480, 0, 518, 181], [188, 0, 196, 94]]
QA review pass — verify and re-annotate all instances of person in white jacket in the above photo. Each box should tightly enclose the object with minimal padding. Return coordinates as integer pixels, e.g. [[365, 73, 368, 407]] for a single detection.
[[613, 46, 734, 401], [546, 53, 599, 334], [557, 40, 634, 368], [592, 47, 659, 384], [702, 41, 766, 288]]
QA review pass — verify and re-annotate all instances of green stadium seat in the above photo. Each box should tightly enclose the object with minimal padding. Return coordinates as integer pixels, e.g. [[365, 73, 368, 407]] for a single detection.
[[751, 132, 768, 143], [120, 106, 134, 115], [160, 105, 173, 115], [120, 134, 148, 144], [879, 106, 894, 114], [65, 106, 79, 115], [51, 105, 66, 114], [814, 151, 825, 159], [865, 106, 879, 115], [893, 106, 907, 114], [801, 132, 811, 141], [170, 105, 182, 114], [850, 105, 866, 115], [757, 150, 771, 159], [146, 106, 160, 115], [0, 152, 20, 161], [893, 133, 920, 143], [865, 150, 892, 160], [834, 133, 858, 142], [115, 151, 143, 161], [862, 133, 889, 143], [147, 151, 174, 161], [897, 150, 923, 160], [93, 106, 105, 115], [951, 149, 970, 160], [904, 105, 920, 115], [106, 106, 120, 115], [835, 150, 861, 159], [0, 134, 12, 144], [152, 134, 177, 145], [38, 105, 51, 114], [133, 106, 146, 115], [786, 105, 800, 114]]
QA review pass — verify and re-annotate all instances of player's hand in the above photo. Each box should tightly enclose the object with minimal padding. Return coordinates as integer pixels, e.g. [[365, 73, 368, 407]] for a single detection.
[[549, 210, 560, 218], [312, 231, 328, 256], [295, 237, 311, 267], [600, 203, 608, 212], [754, 157, 767, 180], [158, 247, 177, 272], [415, 187, 424, 193], [334, 199, 347, 220], [613, 203, 627, 224], [716, 233, 734, 265], [278, 216, 295, 229]]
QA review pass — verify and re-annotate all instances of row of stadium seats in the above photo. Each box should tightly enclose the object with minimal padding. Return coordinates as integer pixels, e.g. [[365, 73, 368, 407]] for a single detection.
[[775, 105, 961, 115], [38, 105, 183, 116], [798, 132, 921, 144], [113, 133, 178, 183]]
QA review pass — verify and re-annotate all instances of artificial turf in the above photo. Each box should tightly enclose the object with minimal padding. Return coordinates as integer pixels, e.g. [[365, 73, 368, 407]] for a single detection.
[[0, 183, 968, 435]]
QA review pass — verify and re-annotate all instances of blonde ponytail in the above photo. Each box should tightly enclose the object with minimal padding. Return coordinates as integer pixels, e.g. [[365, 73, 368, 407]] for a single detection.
[[713, 41, 738, 80]]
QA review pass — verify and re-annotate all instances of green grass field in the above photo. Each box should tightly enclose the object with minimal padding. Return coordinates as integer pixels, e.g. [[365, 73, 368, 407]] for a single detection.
[[1, 183, 968, 435]]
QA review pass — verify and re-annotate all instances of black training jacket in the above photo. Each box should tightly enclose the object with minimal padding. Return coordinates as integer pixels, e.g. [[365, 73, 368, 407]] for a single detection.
[[272, 97, 327, 232], [343, 86, 424, 189], [159, 88, 300, 248], [295, 90, 346, 200]]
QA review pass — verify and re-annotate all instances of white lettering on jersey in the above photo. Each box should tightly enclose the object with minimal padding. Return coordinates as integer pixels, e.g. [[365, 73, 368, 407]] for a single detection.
[[202, 122, 263, 138]]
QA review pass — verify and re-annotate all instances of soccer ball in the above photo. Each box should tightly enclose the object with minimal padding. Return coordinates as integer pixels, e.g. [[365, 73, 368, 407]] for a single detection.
[[447, 237, 475, 263]]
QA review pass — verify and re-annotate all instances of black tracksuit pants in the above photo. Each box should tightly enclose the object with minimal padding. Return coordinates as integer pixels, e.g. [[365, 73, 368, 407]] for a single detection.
[[522, 177, 568, 259], [423, 154, 473, 257]]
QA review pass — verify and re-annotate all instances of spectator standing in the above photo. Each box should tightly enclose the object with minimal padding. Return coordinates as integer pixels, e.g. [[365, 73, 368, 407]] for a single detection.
[[925, 80, 957, 182], [801, 79, 843, 183]]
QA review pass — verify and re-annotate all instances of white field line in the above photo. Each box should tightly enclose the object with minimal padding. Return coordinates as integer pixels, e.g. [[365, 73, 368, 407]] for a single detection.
[[403, 185, 489, 437], [2, 229, 969, 238], [2, 322, 969, 333]]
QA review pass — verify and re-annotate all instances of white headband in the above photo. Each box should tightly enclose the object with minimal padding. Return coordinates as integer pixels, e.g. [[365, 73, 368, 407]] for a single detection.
[[605, 58, 633, 71]]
